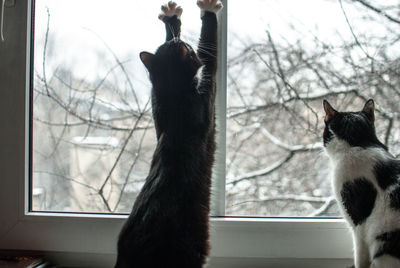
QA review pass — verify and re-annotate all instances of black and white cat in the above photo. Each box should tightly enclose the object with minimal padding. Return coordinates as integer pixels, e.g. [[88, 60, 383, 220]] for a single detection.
[[115, 1, 222, 268], [323, 99, 400, 268]]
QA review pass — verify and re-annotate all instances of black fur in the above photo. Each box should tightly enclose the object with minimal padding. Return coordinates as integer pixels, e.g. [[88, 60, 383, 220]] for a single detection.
[[389, 185, 400, 210], [340, 177, 377, 226], [323, 100, 400, 266], [373, 160, 400, 190], [374, 229, 400, 260], [115, 10, 219, 268], [323, 111, 386, 150], [322, 124, 334, 146]]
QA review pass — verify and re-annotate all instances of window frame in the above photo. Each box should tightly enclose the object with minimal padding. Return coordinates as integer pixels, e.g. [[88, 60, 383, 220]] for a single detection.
[[0, 0, 353, 266]]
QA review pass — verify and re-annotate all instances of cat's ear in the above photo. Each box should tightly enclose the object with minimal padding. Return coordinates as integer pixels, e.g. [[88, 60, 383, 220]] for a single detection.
[[362, 99, 375, 122], [140, 52, 155, 71], [323, 100, 337, 122]]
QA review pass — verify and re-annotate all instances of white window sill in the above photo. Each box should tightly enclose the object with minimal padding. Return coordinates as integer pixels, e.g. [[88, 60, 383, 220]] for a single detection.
[[44, 253, 353, 268], [1, 215, 353, 267]]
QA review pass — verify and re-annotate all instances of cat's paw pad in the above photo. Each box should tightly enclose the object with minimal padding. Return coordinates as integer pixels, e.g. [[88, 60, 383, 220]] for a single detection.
[[197, 0, 223, 15], [158, 1, 183, 20]]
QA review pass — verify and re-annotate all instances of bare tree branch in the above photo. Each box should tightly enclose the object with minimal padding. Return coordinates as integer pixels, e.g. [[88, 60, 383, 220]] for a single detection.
[[259, 126, 323, 153], [232, 195, 330, 207], [227, 152, 294, 186], [339, 0, 373, 60], [308, 196, 336, 217], [98, 101, 150, 212], [353, 0, 400, 25]]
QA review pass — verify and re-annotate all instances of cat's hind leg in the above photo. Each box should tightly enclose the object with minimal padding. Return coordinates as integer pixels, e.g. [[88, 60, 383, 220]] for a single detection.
[[159, 1, 183, 41], [353, 230, 370, 268]]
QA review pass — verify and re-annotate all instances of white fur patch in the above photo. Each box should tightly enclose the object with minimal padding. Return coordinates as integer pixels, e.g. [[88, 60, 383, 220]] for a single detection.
[[197, 0, 223, 17], [325, 135, 400, 267], [371, 255, 400, 268], [195, 65, 205, 91], [159, 1, 183, 20]]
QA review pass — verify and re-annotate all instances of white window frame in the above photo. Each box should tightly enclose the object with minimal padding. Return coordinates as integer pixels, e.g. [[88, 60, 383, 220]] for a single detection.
[[0, 1, 353, 266]]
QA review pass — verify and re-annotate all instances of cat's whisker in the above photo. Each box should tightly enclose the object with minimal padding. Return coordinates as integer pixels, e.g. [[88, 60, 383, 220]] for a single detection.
[[197, 45, 216, 52], [167, 23, 177, 41], [198, 43, 217, 50], [196, 47, 216, 58]]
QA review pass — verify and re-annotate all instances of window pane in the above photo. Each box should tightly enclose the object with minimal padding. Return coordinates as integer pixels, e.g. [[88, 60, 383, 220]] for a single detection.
[[31, 0, 202, 213], [226, 0, 400, 216]]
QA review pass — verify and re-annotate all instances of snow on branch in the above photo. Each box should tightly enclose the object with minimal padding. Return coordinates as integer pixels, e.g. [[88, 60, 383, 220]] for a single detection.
[[227, 152, 294, 185], [227, 89, 359, 119], [227, 125, 323, 186], [259, 126, 323, 153], [231, 194, 330, 207], [308, 196, 336, 217]]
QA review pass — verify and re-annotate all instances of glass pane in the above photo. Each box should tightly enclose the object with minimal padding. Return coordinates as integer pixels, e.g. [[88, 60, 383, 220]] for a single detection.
[[32, 0, 202, 213], [226, 0, 400, 216]]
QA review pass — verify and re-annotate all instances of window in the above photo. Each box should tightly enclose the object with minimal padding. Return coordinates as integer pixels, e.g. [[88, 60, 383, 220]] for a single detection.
[[31, 0, 216, 214], [32, 0, 337, 216], [31, 0, 400, 218], [2, 0, 399, 266], [225, 0, 400, 217]]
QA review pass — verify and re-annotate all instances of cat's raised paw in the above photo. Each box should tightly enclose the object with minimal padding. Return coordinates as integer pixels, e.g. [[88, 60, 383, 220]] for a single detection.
[[197, 0, 223, 16], [159, 1, 183, 20]]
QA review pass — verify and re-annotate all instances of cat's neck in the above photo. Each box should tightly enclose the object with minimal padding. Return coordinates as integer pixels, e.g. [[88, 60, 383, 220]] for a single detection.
[[326, 139, 391, 166]]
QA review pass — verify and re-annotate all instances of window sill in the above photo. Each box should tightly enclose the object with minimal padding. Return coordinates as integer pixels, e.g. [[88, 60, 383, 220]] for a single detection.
[[42, 253, 353, 268], [1, 215, 353, 267]]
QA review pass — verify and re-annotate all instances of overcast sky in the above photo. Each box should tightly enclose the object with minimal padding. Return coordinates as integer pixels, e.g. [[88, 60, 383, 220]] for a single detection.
[[33, 0, 396, 99]]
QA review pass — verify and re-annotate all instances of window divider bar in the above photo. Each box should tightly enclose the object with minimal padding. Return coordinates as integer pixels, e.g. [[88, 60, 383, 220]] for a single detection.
[[211, 0, 227, 217]]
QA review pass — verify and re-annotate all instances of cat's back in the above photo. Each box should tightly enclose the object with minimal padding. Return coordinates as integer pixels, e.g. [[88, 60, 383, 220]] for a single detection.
[[331, 146, 400, 216], [329, 145, 388, 192], [116, 151, 210, 267], [364, 158, 400, 262], [335, 146, 400, 233], [368, 156, 400, 229]]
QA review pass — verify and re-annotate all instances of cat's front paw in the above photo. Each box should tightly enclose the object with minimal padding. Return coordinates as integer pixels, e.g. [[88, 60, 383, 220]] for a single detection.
[[197, 0, 223, 16], [159, 1, 183, 20]]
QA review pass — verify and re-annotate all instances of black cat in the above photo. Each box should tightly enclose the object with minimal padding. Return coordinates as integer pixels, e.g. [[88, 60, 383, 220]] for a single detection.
[[323, 99, 400, 268], [115, 1, 222, 268]]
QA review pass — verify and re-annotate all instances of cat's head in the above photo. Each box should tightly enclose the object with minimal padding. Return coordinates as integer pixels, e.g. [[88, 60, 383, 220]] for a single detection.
[[139, 39, 202, 87], [322, 99, 386, 152]]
